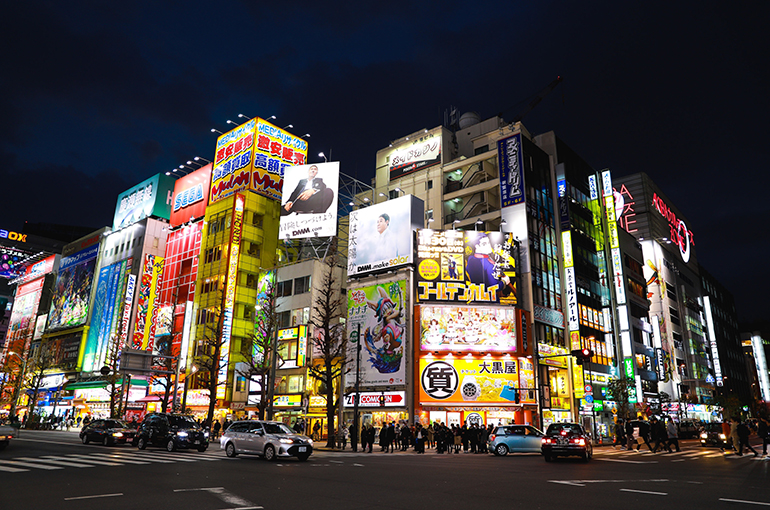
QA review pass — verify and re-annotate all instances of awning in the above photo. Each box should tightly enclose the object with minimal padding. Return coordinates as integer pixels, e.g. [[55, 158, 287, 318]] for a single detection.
[[64, 379, 149, 390]]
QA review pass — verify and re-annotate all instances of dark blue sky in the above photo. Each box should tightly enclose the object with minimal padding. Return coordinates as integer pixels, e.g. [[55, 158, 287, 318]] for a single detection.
[[2, 1, 768, 323]]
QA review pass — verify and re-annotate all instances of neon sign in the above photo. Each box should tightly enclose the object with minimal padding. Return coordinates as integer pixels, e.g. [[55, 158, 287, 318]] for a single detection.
[[652, 193, 694, 263], [218, 193, 244, 399]]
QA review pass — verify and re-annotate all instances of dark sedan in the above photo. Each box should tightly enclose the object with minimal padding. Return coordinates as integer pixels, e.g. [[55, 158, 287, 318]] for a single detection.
[[700, 422, 730, 448], [541, 422, 593, 461], [80, 419, 136, 446]]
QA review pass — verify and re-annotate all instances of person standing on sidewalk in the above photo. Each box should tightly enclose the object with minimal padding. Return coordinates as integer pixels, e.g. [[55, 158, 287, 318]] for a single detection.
[[665, 416, 680, 452], [758, 416, 769, 456], [414, 423, 426, 453]]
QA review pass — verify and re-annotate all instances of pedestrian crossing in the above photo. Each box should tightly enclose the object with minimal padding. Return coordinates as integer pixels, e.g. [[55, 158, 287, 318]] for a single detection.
[[595, 446, 768, 462], [0, 449, 226, 473]]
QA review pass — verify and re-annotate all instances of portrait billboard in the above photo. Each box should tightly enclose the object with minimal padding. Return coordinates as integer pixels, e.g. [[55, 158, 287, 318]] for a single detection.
[[415, 229, 518, 305], [210, 119, 256, 204], [48, 243, 100, 330], [418, 356, 522, 405], [252, 118, 308, 201], [113, 173, 175, 230], [346, 280, 407, 387], [170, 164, 211, 226], [418, 305, 516, 353], [389, 132, 442, 180], [279, 162, 339, 239], [347, 195, 423, 276]]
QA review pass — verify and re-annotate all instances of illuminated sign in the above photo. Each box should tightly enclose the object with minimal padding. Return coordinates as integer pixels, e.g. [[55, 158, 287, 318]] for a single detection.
[[277, 325, 308, 368], [132, 255, 164, 351], [415, 229, 518, 305], [419, 305, 516, 352], [0, 229, 28, 242], [113, 174, 175, 230], [218, 194, 244, 399], [169, 163, 212, 226], [652, 192, 694, 263], [389, 132, 441, 180], [173, 183, 204, 211], [702, 296, 723, 387], [121, 273, 136, 347], [418, 356, 522, 405], [210, 119, 256, 204], [347, 195, 423, 276], [497, 133, 525, 207], [273, 394, 302, 408], [252, 118, 308, 201], [623, 358, 635, 379], [20, 255, 56, 284], [48, 243, 100, 330], [537, 343, 568, 368], [343, 391, 406, 408], [588, 175, 598, 200], [279, 162, 339, 239]]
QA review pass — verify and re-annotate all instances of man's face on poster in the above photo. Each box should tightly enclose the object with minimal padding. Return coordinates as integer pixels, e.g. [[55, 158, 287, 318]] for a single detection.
[[307, 165, 319, 179], [377, 216, 389, 234]]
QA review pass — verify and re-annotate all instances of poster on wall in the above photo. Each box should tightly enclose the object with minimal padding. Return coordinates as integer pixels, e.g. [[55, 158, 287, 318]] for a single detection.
[[418, 356, 521, 405], [132, 254, 165, 351], [6, 278, 44, 343], [48, 243, 100, 330], [346, 280, 407, 386], [418, 305, 516, 352], [415, 229, 518, 305], [347, 195, 423, 276], [279, 162, 339, 239]]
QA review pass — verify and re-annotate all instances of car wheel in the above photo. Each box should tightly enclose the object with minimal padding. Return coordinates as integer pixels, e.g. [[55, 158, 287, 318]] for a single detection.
[[0, 441, 8, 451], [137, 437, 147, 450], [197, 445, 208, 453], [297, 453, 310, 461], [544, 454, 552, 462], [81, 434, 90, 445], [581, 451, 589, 462], [104, 435, 112, 446], [166, 439, 176, 452], [495, 444, 509, 456], [225, 442, 237, 457], [264, 444, 276, 461]]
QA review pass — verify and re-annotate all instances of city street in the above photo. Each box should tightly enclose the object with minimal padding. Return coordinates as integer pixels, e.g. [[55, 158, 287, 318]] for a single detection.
[[2, 430, 768, 510]]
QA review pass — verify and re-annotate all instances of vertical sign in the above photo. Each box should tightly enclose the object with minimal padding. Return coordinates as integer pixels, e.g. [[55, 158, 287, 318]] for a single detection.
[[562, 230, 579, 349], [602, 170, 626, 306]]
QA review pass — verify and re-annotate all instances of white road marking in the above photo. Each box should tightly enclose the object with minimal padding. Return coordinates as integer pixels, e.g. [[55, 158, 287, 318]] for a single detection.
[[64, 493, 123, 500], [78, 453, 150, 465], [0, 464, 28, 472], [46, 455, 122, 466], [173, 487, 226, 492], [620, 489, 667, 496], [719, 498, 770, 506], [2, 459, 62, 470], [595, 458, 657, 464], [353, 463, 365, 466]]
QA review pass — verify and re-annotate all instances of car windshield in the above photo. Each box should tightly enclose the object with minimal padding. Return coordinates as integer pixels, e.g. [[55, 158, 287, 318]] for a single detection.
[[106, 420, 128, 429], [168, 416, 199, 428], [704, 423, 723, 432], [264, 423, 294, 435], [546, 423, 583, 435]]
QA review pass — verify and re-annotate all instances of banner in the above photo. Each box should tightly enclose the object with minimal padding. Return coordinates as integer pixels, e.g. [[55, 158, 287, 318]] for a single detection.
[[418, 356, 522, 405], [418, 305, 516, 352], [388, 133, 442, 180], [252, 118, 308, 201], [49, 243, 100, 330], [113, 174, 175, 230], [132, 254, 165, 351], [346, 280, 407, 386], [415, 229, 518, 305], [279, 162, 339, 239]]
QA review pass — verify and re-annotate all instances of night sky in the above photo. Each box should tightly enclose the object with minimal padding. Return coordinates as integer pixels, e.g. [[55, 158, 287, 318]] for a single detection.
[[2, 2, 767, 324]]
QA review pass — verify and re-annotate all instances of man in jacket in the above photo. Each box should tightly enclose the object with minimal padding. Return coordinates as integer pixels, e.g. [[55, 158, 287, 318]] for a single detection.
[[281, 164, 334, 215], [758, 416, 769, 456]]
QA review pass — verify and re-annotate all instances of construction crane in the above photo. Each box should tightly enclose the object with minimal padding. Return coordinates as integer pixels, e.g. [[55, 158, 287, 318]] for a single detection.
[[497, 75, 563, 124]]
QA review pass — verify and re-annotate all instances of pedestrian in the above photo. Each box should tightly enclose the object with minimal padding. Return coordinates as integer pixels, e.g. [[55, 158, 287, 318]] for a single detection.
[[338, 424, 348, 450], [635, 418, 653, 452], [213, 419, 222, 439], [436, 423, 445, 453], [367, 424, 375, 453], [415, 423, 426, 453], [387, 422, 396, 452], [665, 416, 680, 452], [453, 425, 462, 453], [312, 421, 321, 441], [729, 417, 740, 452], [613, 419, 626, 449], [427, 423, 435, 450], [650, 416, 668, 453], [349, 422, 358, 452], [736, 418, 758, 457], [625, 418, 636, 451], [758, 416, 769, 456]]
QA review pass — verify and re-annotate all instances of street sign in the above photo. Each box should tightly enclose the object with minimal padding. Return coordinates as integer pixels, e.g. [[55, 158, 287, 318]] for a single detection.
[[585, 395, 594, 403], [585, 384, 592, 393], [612, 407, 617, 414]]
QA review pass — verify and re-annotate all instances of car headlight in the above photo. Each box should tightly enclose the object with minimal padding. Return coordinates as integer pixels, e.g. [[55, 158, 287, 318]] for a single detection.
[[112, 432, 124, 438], [719, 434, 726, 440], [176, 431, 188, 437], [279, 438, 294, 444], [203, 431, 209, 438], [700, 433, 707, 439], [307, 439, 313, 445]]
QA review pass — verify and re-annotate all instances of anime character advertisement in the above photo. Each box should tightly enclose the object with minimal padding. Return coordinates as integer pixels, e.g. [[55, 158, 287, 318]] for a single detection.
[[419, 305, 516, 352], [346, 280, 406, 386]]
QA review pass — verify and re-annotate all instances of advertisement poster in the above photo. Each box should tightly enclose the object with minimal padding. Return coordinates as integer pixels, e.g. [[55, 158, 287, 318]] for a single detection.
[[170, 165, 211, 226], [132, 254, 165, 351], [418, 356, 520, 405], [418, 305, 516, 352], [346, 280, 407, 387], [6, 278, 44, 343], [497, 133, 525, 208], [252, 118, 308, 201], [279, 162, 339, 239], [83, 259, 131, 372], [415, 229, 518, 305], [518, 358, 536, 404], [388, 133, 442, 180], [113, 173, 176, 230], [347, 195, 423, 276], [210, 119, 256, 204], [48, 243, 100, 330]]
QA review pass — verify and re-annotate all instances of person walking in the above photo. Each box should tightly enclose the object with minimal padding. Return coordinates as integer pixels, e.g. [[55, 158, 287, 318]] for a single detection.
[[625, 418, 636, 451], [212, 419, 222, 439], [758, 416, 769, 456], [349, 422, 358, 452], [730, 417, 740, 453], [665, 416, 680, 452], [613, 419, 626, 449], [736, 419, 758, 457], [635, 418, 653, 452], [651, 416, 669, 453]]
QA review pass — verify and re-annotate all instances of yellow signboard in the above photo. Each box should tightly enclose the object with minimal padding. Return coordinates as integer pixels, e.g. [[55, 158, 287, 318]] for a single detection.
[[418, 356, 523, 405]]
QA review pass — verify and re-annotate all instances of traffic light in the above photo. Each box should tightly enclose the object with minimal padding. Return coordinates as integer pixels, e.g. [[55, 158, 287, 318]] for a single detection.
[[570, 348, 594, 365], [378, 394, 386, 407]]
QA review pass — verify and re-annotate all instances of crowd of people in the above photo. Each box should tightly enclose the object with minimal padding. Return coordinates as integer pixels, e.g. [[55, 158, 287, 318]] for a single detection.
[[337, 421, 493, 454]]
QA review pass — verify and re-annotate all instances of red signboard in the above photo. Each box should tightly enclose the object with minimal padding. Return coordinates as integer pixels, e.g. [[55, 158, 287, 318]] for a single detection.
[[169, 165, 211, 227]]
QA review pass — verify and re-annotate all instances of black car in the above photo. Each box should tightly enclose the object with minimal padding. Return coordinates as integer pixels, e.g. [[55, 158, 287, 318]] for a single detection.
[[700, 422, 730, 448], [541, 422, 593, 461], [80, 419, 136, 446], [133, 413, 209, 452]]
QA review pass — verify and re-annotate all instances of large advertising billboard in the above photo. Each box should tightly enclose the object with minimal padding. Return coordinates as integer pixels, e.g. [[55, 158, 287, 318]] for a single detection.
[[0, 245, 38, 280], [418, 305, 517, 353], [210, 119, 256, 204], [113, 173, 176, 230], [415, 229, 518, 305], [346, 280, 407, 387], [132, 254, 165, 351], [418, 356, 524, 405], [48, 243, 100, 330], [279, 162, 339, 239], [389, 132, 441, 180], [170, 164, 211, 226], [347, 195, 423, 276], [497, 133, 530, 273], [6, 278, 45, 343]]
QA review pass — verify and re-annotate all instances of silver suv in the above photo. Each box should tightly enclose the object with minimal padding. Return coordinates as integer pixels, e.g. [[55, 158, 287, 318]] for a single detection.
[[220, 420, 313, 461]]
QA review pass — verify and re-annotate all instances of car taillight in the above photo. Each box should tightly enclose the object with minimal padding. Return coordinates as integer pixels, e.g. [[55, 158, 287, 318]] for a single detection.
[[489, 434, 496, 441], [542, 438, 552, 444], [570, 438, 586, 446]]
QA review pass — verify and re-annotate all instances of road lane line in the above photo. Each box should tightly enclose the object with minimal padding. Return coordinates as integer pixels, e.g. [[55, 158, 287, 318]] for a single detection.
[[74, 454, 150, 465], [173, 487, 226, 492], [719, 498, 770, 506], [0, 459, 62, 470], [64, 493, 123, 501], [595, 458, 657, 464], [0, 464, 29, 472], [620, 489, 667, 496]]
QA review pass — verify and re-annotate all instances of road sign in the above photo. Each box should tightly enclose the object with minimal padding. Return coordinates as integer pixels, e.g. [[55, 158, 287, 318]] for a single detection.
[[612, 407, 617, 414], [585, 384, 592, 393], [585, 395, 594, 403]]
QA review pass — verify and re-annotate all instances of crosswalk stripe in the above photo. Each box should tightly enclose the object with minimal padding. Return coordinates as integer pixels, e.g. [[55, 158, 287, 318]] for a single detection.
[[18, 456, 94, 468], [57, 455, 124, 466], [135, 452, 198, 462], [0, 464, 29, 472], [123, 453, 176, 463], [0, 459, 62, 470], [81, 454, 151, 465]]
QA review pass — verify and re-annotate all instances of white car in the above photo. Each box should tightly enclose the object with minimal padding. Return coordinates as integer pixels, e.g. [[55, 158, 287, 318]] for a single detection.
[[220, 420, 313, 461]]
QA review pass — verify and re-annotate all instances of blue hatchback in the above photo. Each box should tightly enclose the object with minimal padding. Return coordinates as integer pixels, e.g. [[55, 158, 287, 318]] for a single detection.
[[488, 425, 544, 456]]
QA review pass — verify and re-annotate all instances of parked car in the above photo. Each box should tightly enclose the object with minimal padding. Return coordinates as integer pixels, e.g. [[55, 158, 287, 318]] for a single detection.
[[80, 419, 136, 446], [0, 423, 18, 451], [220, 420, 313, 461], [488, 425, 544, 456], [541, 422, 593, 462], [700, 422, 730, 448], [133, 413, 209, 452]]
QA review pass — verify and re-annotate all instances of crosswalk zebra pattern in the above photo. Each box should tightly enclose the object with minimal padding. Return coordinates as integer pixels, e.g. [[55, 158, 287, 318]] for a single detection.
[[0, 449, 226, 473], [595, 447, 768, 461]]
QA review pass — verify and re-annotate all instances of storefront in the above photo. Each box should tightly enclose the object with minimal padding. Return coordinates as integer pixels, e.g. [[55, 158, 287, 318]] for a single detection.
[[343, 391, 408, 437], [66, 379, 148, 420]]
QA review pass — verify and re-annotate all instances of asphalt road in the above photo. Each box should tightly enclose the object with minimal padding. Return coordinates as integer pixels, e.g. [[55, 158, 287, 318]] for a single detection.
[[2, 430, 768, 510]]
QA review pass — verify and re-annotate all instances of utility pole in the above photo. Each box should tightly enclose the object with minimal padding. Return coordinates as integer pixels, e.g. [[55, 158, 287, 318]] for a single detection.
[[353, 323, 361, 450]]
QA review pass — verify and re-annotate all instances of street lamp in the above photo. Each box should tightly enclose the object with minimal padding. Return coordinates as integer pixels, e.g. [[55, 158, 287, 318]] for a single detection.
[[318, 152, 327, 162]]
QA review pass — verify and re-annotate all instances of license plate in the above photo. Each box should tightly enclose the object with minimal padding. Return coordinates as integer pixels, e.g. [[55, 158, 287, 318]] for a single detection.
[[558, 439, 567, 445], [194, 440, 200, 444], [298, 446, 307, 452]]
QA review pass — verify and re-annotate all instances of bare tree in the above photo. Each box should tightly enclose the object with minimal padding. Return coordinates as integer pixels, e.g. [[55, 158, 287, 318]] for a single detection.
[[308, 253, 347, 448], [24, 344, 56, 428], [236, 272, 280, 420], [607, 377, 636, 420], [193, 299, 227, 431], [147, 338, 177, 414]]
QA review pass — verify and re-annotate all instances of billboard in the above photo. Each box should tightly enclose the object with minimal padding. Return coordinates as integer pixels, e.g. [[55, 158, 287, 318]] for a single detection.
[[19, 254, 56, 284], [418, 356, 523, 405], [210, 119, 256, 204], [0, 245, 38, 280], [132, 254, 165, 351], [252, 118, 308, 200], [497, 134, 525, 208], [415, 229, 518, 305], [48, 243, 100, 330], [113, 173, 176, 230], [347, 195, 423, 276], [279, 162, 339, 239], [418, 305, 517, 353], [6, 278, 45, 343], [170, 164, 211, 226], [346, 280, 407, 387], [389, 133, 441, 180]]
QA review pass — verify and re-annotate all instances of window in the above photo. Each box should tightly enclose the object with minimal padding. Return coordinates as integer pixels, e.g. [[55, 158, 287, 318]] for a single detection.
[[252, 213, 263, 227], [294, 276, 311, 294], [235, 376, 247, 393], [243, 305, 254, 319], [277, 280, 293, 297], [427, 180, 433, 190], [204, 246, 222, 264], [291, 307, 309, 326], [278, 311, 291, 329], [247, 242, 261, 257], [389, 189, 399, 200]]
